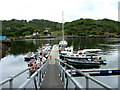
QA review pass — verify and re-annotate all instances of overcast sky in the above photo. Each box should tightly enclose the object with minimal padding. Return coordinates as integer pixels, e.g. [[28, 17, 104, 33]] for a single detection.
[[0, 0, 119, 22]]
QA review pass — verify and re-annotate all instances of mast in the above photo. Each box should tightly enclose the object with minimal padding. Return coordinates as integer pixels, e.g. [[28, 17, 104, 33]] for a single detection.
[[59, 11, 67, 47], [62, 11, 64, 41]]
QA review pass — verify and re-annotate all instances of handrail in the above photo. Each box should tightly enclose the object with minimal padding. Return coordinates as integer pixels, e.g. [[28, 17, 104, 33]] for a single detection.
[[55, 58, 112, 90], [0, 67, 30, 86], [0, 60, 49, 88], [57, 61, 84, 88], [0, 58, 113, 89], [0, 78, 12, 86], [19, 60, 48, 88]]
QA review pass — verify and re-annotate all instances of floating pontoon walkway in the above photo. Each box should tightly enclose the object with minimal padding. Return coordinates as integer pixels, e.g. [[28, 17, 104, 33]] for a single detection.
[[40, 45, 64, 89]]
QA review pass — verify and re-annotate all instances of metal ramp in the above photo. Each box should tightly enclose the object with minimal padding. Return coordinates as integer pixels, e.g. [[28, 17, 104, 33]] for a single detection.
[[40, 45, 64, 89], [40, 64, 64, 89]]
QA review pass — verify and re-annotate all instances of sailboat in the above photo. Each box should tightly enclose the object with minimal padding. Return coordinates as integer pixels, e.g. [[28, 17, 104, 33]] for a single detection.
[[59, 11, 68, 47]]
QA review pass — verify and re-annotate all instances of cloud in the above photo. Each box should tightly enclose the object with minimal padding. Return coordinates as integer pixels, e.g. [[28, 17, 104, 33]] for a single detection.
[[0, 0, 119, 22], [118, 1, 120, 21], [66, 0, 118, 21]]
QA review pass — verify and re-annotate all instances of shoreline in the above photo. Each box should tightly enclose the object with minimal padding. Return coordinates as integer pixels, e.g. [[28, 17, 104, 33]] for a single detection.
[[0, 40, 11, 59], [66, 35, 120, 38], [8, 35, 120, 40]]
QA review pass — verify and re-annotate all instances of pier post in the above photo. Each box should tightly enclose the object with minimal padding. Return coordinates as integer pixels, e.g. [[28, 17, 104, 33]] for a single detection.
[[9, 77, 13, 90], [86, 77, 89, 90], [66, 76, 68, 90], [34, 77, 37, 90]]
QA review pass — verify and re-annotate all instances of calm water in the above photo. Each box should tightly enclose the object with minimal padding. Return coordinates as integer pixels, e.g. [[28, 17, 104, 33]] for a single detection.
[[0, 38, 120, 88]]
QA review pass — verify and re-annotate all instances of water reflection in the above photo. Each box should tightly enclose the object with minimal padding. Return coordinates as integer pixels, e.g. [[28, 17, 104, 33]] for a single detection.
[[7, 38, 119, 69], [10, 39, 57, 55], [9, 38, 120, 56]]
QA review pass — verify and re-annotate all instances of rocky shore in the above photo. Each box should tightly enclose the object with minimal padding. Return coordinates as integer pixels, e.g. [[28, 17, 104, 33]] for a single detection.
[[0, 40, 11, 59]]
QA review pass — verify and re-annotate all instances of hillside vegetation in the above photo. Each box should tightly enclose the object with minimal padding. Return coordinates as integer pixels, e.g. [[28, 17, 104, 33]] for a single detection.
[[2, 18, 120, 37]]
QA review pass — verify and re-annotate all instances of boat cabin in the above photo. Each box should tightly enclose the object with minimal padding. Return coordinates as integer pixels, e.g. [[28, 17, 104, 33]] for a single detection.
[[59, 46, 73, 55]]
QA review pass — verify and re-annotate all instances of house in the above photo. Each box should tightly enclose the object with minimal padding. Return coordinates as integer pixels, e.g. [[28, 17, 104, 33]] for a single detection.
[[32, 32, 39, 36], [44, 28, 51, 35]]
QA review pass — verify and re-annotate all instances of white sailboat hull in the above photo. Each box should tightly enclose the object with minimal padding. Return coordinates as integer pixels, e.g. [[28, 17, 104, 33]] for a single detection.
[[59, 40, 68, 46]]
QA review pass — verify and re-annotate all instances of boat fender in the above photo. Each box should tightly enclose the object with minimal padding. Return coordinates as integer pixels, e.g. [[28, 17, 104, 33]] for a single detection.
[[40, 58, 42, 61], [49, 55, 52, 59]]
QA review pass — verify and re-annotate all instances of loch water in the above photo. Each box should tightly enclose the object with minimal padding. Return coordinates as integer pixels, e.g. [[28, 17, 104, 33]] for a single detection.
[[0, 38, 120, 88]]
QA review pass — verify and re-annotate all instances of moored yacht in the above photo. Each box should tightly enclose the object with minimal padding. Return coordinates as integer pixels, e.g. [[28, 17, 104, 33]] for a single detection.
[[59, 40, 68, 47], [60, 48, 106, 64], [65, 58, 101, 69], [59, 11, 68, 47]]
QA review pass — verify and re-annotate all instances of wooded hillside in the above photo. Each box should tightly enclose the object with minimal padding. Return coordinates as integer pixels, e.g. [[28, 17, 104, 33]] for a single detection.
[[2, 18, 120, 37]]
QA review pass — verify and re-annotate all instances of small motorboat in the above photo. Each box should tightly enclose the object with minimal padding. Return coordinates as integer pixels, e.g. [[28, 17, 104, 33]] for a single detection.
[[85, 54, 107, 65], [59, 46, 73, 59], [28, 58, 43, 76], [65, 59, 101, 69], [60, 53, 87, 60], [28, 59, 37, 76], [24, 52, 35, 61], [28, 59, 37, 67]]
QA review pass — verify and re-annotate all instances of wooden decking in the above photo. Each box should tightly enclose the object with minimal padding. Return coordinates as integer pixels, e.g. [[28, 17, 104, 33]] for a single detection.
[[40, 45, 64, 89]]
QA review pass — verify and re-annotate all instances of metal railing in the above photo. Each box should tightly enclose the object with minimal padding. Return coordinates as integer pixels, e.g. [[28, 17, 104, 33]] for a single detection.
[[0, 58, 113, 90], [55, 58, 112, 90], [0, 60, 49, 89]]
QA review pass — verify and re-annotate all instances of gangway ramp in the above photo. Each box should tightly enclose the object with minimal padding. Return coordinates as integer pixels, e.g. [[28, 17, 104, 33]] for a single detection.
[[40, 45, 64, 89]]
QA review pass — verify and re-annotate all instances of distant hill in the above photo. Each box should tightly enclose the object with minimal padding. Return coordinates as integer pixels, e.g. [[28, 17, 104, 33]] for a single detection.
[[64, 18, 120, 36], [2, 19, 61, 37], [2, 18, 120, 37]]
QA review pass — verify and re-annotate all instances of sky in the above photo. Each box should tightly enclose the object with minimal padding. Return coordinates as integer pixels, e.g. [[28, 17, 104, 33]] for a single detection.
[[0, 0, 119, 22]]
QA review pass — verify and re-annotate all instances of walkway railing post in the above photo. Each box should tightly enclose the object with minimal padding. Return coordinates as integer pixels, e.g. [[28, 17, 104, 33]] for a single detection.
[[34, 77, 37, 90], [61, 68, 62, 78], [9, 77, 13, 90], [62, 70, 64, 83], [66, 76, 68, 90], [28, 69, 31, 78], [63, 72, 65, 86], [40, 71, 41, 83], [37, 72, 40, 88], [70, 66, 73, 75], [65, 64, 66, 70], [75, 86, 78, 90], [59, 64, 62, 78], [42, 69, 44, 79], [86, 76, 89, 90]]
